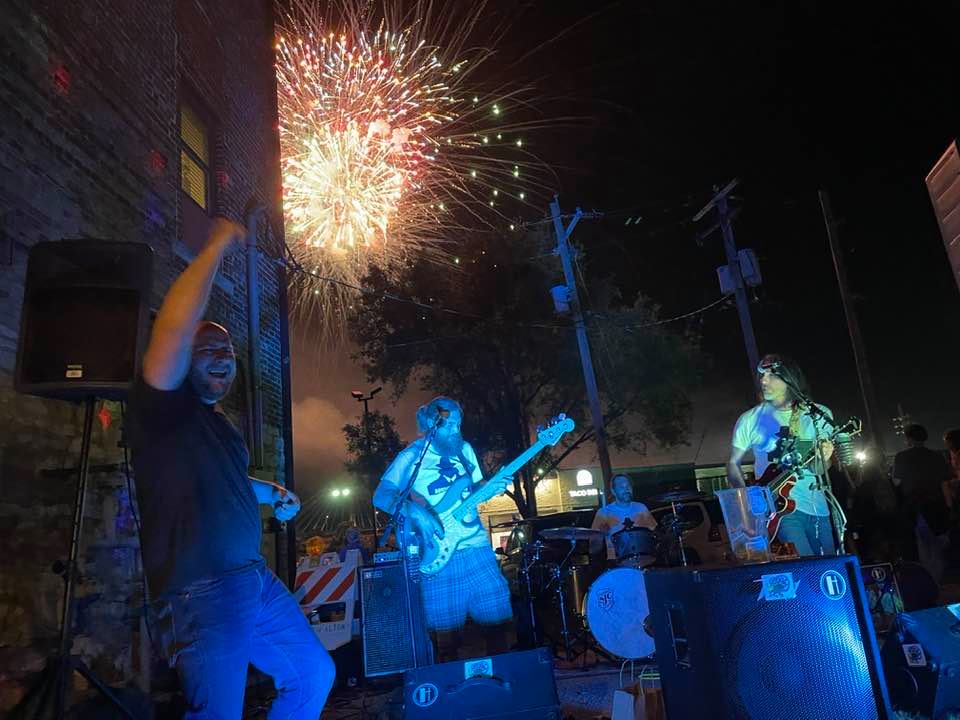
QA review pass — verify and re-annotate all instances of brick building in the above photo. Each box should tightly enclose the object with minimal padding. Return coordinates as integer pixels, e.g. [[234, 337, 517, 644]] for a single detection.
[[0, 0, 288, 711]]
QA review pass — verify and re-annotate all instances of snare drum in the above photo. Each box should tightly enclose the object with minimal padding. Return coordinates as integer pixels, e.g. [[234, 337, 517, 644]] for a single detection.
[[610, 526, 658, 567], [583, 567, 655, 659]]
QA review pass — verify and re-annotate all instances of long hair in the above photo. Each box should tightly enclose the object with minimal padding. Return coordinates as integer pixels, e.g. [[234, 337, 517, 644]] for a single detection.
[[415, 396, 462, 434], [759, 353, 810, 405]]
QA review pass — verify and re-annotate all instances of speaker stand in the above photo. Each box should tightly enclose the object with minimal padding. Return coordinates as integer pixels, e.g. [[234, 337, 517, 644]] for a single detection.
[[13, 397, 137, 719]]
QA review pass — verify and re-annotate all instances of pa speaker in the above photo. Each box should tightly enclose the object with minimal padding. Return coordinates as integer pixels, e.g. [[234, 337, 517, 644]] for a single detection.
[[361, 562, 416, 677], [882, 605, 960, 719], [644, 555, 892, 719], [402, 648, 560, 719], [15, 240, 153, 401]]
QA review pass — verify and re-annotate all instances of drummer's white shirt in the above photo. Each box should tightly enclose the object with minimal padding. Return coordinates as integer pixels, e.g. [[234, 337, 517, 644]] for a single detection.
[[590, 501, 657, 559]]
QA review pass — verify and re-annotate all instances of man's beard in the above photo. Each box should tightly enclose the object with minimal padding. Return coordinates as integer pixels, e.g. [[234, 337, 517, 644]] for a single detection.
[[432, 431, 464, 458]]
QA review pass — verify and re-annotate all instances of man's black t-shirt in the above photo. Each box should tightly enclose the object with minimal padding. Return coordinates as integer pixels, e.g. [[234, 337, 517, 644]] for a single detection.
[[127, 377, 262, 596]]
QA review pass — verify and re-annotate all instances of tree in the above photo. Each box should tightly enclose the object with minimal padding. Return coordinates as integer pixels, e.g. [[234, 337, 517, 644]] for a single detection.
[[342, 409, 405, 493], [348, 229, 702, 516]]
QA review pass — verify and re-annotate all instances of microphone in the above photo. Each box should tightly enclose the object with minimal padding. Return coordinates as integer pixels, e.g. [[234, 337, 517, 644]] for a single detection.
[[835, 433, 856, 467], [434, 407, 450, 427]]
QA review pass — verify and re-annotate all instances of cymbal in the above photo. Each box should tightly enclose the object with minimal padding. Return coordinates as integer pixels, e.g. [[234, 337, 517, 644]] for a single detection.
[[656, 513, 699, 532], [539, 526, 603, 541], [647, 489, 708, 505], [490, 519, 527, 529]]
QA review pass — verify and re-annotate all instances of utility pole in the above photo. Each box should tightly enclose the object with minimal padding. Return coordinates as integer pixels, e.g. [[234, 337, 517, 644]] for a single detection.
[[694, 179, 761, 394], [550, 197, 612, 504], [819, 190, 885, 456]]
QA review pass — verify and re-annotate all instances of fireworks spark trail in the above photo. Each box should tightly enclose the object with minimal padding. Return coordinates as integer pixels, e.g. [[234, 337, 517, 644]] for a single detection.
[[276, 0, 559, 344]]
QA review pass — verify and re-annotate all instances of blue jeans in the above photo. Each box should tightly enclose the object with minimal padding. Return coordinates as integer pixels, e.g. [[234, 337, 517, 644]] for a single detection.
[[152, 563, 334, 719], [776, 511, 837, 556]]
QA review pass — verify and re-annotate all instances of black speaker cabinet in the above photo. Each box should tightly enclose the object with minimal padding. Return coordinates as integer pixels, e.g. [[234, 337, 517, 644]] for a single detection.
[[644, 555, 892, 719], [882, 605, 960, 719], [361, 562, 417, 677], [15, 240, 153, 401], [402, 648, 560, 720]]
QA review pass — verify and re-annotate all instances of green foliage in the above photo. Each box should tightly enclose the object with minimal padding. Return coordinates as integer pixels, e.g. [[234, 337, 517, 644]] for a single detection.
[[342, 410, 404, 492]]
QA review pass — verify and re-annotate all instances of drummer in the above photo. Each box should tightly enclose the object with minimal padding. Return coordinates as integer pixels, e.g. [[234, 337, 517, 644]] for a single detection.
[[590, 474, 658, 560]]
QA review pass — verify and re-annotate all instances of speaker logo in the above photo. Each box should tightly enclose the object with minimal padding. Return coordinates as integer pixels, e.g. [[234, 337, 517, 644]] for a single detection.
[[820, 570, 847, 600], [757, 572, 799, 601], [902, 643, 927, 668], [464, 657, 493, 679], [412, 682, 439, 708]]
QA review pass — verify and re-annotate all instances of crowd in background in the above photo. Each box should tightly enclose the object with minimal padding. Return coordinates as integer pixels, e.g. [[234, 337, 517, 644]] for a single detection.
[[842, 424, 960, 601]]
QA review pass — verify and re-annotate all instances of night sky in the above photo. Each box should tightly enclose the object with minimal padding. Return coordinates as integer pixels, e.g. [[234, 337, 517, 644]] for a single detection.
[[292, 1, 960, 488]]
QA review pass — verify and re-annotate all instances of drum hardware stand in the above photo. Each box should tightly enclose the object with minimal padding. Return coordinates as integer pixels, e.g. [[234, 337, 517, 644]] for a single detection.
[[547, 537, 616, 664], [518, 540, 542, 647], [665, 502, 689, 567]]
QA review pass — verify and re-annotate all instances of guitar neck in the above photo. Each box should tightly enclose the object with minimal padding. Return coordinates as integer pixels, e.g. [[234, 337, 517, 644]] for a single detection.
[[452, 439, 547, 521]]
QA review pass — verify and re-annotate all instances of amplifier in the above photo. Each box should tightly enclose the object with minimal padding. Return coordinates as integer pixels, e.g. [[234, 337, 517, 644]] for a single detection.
[[361, 563, 415, 676], [882, 604, 960, 718], [361, 561, 432, 676], [644, 555, 892, 719], [403, 648, 560, 719]]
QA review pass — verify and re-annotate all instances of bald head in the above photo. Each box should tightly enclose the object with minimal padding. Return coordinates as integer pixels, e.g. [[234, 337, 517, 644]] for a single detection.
[[188, 321, 236, 404]]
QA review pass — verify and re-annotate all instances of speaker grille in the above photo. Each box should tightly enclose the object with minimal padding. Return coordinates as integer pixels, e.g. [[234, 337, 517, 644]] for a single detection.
[[361, 564, 415, 676], [647, 556, 891, 720]]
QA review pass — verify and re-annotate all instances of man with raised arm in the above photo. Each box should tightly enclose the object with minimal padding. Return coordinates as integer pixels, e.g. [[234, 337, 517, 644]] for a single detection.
[[127, 218, 333, 718]]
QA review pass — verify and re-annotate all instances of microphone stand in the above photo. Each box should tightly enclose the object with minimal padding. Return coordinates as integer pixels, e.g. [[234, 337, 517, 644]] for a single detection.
[[770, 372, 846, 555], [376, 415, 444, 669]]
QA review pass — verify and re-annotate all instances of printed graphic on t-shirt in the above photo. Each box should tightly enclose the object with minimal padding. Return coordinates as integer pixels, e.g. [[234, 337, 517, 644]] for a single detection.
[[426, 455, 463, 496]]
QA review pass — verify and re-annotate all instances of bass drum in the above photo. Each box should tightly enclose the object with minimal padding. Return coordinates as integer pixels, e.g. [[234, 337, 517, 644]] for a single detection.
[[583, 567, 655, 660]]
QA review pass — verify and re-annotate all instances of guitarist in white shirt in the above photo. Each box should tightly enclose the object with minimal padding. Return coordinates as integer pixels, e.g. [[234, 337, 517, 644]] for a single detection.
[[373, 397, 513, 658], [727, 354, 837, 556]]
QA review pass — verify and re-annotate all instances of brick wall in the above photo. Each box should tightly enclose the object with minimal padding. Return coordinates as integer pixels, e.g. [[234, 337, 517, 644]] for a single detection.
[[0, 0, 286, 710]]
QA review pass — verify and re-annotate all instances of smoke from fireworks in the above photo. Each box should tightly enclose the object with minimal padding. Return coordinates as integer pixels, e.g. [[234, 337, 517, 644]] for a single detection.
[[276, 0, 552, 342]]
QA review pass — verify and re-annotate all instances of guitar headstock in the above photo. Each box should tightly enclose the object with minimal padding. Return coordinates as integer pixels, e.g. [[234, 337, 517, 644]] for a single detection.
[[838, 416, 863, 438], [537, 413, 575, 447]]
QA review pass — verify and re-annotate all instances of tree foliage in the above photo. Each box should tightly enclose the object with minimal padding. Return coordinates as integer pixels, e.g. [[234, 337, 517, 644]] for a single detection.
[[342, 410, 404, 493], [348, 229, 702, 516]]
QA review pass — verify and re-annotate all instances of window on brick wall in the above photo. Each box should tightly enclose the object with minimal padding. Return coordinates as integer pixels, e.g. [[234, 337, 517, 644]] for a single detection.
[[177, 98, 222, 269], [180, 103, 210, 211]]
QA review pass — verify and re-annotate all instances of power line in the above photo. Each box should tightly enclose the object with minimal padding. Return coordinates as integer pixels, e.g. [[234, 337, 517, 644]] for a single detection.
[[269, 225, 730, 334]]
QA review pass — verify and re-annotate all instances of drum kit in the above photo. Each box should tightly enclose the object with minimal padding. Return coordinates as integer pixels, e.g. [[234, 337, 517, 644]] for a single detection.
[[494, 489, 712, 662]]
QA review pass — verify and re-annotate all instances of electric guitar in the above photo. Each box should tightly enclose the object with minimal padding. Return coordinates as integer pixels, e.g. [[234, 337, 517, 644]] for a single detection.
[[417, 414, 575, 576], [748, 416, 861, 539]]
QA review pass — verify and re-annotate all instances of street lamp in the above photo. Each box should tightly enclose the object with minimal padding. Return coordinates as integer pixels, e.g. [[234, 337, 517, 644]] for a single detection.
[[351, 386, 382, 417], [350, 386, 383, 465], [350, 386, 382, 529]]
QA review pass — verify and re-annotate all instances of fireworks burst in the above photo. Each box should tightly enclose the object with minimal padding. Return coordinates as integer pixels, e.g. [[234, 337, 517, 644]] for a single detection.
[[276, 0, 554, 342]]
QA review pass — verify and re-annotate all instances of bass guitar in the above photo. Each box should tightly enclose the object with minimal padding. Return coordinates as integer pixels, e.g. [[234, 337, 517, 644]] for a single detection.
[[748, 416, 861, 539], [418, 414, 575, 576]]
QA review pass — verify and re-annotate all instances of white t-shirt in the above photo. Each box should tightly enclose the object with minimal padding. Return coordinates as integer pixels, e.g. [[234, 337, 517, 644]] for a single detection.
[[732, 402, 833, 516], [590, 501, 657, 559], [377, 439, 489, 550]]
